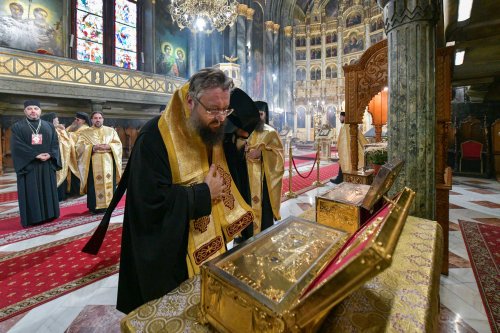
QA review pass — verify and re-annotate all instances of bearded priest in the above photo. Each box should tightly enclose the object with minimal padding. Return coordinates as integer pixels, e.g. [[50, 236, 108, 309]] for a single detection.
[[11, 100, 61, 227], [75, 111, 122, 213]]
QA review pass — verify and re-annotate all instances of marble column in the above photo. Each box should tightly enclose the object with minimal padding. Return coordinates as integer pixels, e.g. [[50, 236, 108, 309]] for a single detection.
[[378, 0, 439, 219], [337, 25, 344, 111], [236, 4, 247, 90], [272, 23, 280, 111], [229, 22, 237, 58], [197, 32, 205, 70], [264, 21, 274, 108], [245, 8, 254, 96], [364, 18, 371, 48], [188, 31, 197, 74], [142, 0, 154, 72], [284, 26, 294, 130]]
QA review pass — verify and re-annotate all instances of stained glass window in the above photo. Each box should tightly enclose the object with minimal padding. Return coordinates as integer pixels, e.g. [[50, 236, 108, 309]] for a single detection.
[[114, 0, 137, 69], [76, 0, 104, 64]]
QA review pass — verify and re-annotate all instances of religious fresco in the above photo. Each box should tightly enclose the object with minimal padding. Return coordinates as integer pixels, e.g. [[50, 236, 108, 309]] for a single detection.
[[251, 1, 264, 100], [343, 32, 363, 54], [0, 0, 64, 56], [155, 0, 189, 77], [370, 32, 384, 45], [370, 16, 384, 32], [345, 11, 362, 27]]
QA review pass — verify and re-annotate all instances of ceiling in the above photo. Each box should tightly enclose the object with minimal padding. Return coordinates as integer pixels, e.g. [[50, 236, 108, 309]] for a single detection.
[[445, 0, 500, 102]]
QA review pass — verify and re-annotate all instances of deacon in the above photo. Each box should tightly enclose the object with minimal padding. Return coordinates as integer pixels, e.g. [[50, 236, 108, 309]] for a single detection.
[[81, 68, 259, 314], [222, 97, 260, 244], [41, 112, 75, 201], [75, 111, 122, 213], [330, 111, 368, 184], [11, 100, 61, 227], [66, 112, 90, 196], [246, 101, 285, 233]]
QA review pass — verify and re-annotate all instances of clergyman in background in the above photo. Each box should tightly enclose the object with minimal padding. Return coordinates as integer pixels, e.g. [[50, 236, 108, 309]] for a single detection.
[[76, 111, 122, 213]]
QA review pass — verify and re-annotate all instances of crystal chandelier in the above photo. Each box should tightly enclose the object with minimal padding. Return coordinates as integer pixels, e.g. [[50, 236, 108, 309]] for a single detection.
[[169, 0, 239, 33]]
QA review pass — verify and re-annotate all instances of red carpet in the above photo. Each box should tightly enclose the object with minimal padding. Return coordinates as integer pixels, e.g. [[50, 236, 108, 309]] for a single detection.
[[0, 192, 17, 203], [459, 220, 500, 333], [281, 163, 339, 197], [0, 224, 122, 321], [0, 197, 126, 246]]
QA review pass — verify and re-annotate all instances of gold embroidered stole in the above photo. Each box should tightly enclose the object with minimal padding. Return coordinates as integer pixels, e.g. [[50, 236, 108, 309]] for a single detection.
[[55, 127, 73, 187], [158, 84, 254, 276], [66, 124, 89, 190], [246, 124, 284, 233], [76, 126, 123, 208]]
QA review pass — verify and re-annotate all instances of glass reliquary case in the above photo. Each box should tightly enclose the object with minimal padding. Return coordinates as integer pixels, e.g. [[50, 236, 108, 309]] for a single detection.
[[200, 187, 415, 333], [316, 159, 404, 235]]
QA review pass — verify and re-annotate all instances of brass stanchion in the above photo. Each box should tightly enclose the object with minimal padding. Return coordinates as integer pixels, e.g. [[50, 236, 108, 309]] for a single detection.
[[312, 141, 324, 187], [284, 144, 297, 198]]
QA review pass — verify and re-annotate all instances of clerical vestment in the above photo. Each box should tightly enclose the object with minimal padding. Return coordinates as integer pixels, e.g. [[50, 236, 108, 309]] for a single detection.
[[337, 124, 368, 172], [55, 127, 75, 187], [76, 126, 122, 209], [246, 124, 284, 234], [159, 84, 255, 276], [66, 124, 89, 193]]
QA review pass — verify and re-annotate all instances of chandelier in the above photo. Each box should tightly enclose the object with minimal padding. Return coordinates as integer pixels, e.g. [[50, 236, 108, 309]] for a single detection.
[[169, 0, 239, 33]]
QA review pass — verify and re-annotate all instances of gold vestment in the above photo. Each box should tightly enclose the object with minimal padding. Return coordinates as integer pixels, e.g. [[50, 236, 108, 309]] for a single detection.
[[66, 124, 89, 192], [76, 126, 123, 209], [55, 127, 74, 187], [246, 124, 284, 233], [337, 124, 368, 172], [158, 84, 255, 276]]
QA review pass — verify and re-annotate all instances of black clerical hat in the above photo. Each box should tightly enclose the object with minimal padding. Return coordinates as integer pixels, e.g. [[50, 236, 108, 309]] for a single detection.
[[41, 112, 57, 123], [254, 101, 270, 124], [76, 112, 91, 125], [159, 105, 166, 113], [228, 88, 260, 135], [24, 100, 40, 108]]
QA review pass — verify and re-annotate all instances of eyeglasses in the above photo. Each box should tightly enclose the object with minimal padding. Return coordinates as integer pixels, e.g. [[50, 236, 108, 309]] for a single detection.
[[193, 97, 234, 117]]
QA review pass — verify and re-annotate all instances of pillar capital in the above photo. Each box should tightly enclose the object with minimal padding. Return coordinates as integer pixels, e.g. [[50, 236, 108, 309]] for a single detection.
[[379, 0, 439, 33], [284, 26, 293, 38], [245, 7, 254, 20], [273, 23, 280, 34], [265, 21, 275, 32], [237, 4, 248, 16]]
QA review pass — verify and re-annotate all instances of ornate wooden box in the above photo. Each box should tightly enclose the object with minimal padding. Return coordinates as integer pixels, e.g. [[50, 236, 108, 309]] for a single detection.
[[316, 159, 403, 234], [200, 187, 415, 333]]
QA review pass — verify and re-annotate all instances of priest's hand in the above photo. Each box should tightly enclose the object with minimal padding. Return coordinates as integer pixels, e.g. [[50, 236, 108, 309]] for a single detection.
[[204, 164, 225, 202], [246, 147, 262, 161], [36, 153, 51, 161]]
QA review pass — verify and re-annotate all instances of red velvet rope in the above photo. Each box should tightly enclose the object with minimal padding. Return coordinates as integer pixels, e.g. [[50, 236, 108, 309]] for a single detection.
[[291, 151, 319, 179]]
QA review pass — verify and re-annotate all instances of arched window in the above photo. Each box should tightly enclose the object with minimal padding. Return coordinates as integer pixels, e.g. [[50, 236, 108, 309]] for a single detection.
[[326, 67, 331, 79], [74, 0, 140, 70], [310, 68, 316, 80], [315, 68, 321, 80]]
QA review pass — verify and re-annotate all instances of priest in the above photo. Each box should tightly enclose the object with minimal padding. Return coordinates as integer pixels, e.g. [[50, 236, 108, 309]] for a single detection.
[[81, 68, 259, 314], [41, 112, 75, 201], [11, 100, 61, 227], [66, 112, 90, 197], [246, 101, 284, 233], [75, 111, 122, 213]]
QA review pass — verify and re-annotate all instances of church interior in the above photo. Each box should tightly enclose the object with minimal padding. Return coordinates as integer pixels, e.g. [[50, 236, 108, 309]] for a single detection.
[[0, 0, 499, 332]]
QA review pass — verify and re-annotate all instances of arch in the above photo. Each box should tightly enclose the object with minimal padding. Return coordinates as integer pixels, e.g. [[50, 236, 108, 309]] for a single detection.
[[343, 39, 388, 170]]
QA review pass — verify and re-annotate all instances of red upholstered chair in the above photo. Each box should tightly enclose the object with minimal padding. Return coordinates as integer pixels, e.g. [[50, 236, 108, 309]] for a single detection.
[[460, 140, 483, 173]]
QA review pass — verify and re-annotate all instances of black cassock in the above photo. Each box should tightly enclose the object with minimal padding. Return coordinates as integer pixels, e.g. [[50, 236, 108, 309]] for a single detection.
[[116, 117, 211, 314], [11, 118, 61, 227]]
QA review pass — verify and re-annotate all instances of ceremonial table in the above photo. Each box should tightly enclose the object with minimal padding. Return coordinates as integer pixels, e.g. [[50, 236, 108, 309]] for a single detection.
[[121, 215, 442, 333]]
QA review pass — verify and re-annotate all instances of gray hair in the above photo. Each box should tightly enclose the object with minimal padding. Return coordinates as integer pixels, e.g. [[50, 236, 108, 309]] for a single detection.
[[188, 68, 234, 100]]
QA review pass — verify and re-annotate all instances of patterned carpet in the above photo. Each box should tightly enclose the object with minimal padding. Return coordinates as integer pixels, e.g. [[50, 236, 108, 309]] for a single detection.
[[459, 221, 500, 333]]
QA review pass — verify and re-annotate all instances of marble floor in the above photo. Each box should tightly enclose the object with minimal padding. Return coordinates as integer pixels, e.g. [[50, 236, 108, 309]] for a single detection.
[[0, 165, 497, 332]]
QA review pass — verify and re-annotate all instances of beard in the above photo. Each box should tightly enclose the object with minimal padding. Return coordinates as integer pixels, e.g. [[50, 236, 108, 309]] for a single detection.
[[255, 119, 265, 132], [189, 116, 225, 148]]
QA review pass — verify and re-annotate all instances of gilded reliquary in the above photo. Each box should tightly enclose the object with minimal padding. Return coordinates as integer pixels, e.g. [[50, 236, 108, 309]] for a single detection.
[[316, 159, 404, 234], [200, 187, 415, 333]]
